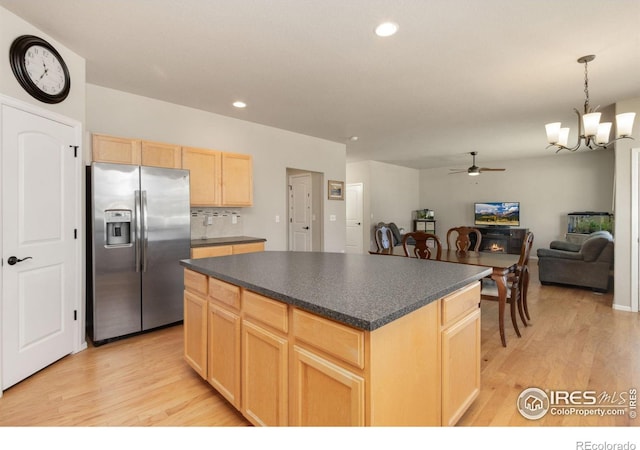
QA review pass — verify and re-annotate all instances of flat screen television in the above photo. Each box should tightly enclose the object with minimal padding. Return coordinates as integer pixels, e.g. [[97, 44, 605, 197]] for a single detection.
[[474, 202, 520, 227]]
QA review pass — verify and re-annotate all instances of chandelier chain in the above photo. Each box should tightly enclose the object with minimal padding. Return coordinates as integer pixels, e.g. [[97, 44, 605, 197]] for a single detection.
[[583, 59, 590, 112]]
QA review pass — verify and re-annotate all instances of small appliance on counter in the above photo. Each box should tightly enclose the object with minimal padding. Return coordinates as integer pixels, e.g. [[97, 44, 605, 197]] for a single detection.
[[86, 162, 191, 345]]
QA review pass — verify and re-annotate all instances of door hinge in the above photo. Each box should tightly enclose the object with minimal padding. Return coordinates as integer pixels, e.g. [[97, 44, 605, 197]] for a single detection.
[[70, 145, 78, 157], [74, 229, 78, 239], [288, 185, 292, 190], [74, 310, 77, 321]]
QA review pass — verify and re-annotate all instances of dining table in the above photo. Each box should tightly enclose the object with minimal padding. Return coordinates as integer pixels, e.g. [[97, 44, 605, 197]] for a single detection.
[[439, 249, 520, 347], [370, 246, 520, 347]]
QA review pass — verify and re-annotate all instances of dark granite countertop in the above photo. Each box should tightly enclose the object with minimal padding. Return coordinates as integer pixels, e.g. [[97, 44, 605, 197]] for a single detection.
[[190, 236, 267, 248], [180, 251, 491, 331]]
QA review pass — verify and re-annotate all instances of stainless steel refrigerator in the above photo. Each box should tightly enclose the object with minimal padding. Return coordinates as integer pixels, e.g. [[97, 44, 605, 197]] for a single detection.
[[87, 162, 190, 345]]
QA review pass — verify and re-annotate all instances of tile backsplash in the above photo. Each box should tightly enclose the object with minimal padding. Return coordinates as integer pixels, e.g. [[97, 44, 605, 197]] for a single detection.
[[191, 208, 244, 240]]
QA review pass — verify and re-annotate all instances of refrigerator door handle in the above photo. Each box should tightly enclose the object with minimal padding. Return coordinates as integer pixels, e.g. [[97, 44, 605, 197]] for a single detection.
[[141, 190, 149, 272], [135, 190, 142, 272]]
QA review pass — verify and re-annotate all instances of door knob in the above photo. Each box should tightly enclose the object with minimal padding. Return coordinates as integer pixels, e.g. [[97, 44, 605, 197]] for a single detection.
[[303, 226, 309, 230], [357, 222, 361, 225], [7, 256, 32, 265]]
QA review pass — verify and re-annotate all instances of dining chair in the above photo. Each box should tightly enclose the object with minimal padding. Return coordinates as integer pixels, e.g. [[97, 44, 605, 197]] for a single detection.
[[481, 231, 534, 337], [517, 231, 535, 322], [446, 226, 482, 252], [401, 232, 442, 260], [374, 226, 394, 253]]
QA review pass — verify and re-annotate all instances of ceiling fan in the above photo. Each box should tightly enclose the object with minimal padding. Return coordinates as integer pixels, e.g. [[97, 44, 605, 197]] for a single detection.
[[448, 152, 506, 176]]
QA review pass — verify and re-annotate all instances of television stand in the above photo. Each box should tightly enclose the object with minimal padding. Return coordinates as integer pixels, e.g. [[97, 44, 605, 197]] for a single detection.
[[473, 227, 528, 255]]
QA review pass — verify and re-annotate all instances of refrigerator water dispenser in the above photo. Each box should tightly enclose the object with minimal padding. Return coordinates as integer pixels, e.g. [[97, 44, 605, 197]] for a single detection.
[[105, 209, 132, 246]]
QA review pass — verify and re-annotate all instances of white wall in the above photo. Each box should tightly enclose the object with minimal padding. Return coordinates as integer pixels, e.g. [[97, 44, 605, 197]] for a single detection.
[[418, 151, 615, 257], [614, 97, 640, 311], [347, 160, 420, 251], [86, 84, 347, 253]]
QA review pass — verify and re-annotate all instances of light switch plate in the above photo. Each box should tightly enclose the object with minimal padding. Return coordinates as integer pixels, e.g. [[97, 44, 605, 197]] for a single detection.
[[330, 215, 336, 221]]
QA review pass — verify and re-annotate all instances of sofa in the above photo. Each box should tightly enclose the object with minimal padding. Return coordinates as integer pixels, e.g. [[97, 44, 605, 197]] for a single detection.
[[536, 231, 614, 292]]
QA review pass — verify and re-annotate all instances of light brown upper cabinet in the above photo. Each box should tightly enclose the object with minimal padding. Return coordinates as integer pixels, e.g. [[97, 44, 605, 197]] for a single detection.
[[182, 146, 222, 206], [221, 152, 253, 206], [92, 133, 141, 165], [141, 140, 182, 169], [93, 134, 181, 169], [93, 134, 253, 207]]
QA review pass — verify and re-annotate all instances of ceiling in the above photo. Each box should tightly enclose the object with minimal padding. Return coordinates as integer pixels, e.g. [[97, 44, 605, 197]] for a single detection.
[[2, 0, 640, 170]]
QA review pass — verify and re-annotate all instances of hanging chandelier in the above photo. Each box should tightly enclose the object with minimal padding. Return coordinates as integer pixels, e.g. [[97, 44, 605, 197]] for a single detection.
[[545, 55, 635, 153]]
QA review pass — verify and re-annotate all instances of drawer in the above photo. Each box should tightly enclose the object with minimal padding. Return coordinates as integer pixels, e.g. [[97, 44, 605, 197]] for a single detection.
[[232, 242, 264, 254], [184, 269, 208, 296], [293, 309, 364, 369], [243, 290, 288, 333], [191, 245, 233, 259], [209, 277, 241, 310], [441, 281, 480, 327]]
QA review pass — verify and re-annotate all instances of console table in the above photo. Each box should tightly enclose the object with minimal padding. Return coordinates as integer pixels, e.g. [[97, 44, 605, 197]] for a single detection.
[[473, 227, 528, 255]]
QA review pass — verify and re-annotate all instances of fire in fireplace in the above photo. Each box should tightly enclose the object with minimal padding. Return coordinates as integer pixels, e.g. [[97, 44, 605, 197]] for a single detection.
[[481, 237, 508, 253]]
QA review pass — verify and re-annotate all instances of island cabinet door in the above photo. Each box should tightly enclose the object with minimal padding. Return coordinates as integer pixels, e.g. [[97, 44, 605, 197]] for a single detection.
[[241, 320, 288, 426], [183, 291, 208, 379], [290, 345, 365, 426], [183, 269, 209, 379], [441, 307, 481, 426], [208, 302, 241, 409]]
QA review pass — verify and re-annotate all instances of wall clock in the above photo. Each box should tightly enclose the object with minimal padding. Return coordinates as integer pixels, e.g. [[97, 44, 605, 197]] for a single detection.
[[9, 35, 71, 104]]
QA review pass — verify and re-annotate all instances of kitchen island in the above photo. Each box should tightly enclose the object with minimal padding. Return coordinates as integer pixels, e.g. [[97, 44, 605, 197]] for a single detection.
[[180, 251, 491, 426]]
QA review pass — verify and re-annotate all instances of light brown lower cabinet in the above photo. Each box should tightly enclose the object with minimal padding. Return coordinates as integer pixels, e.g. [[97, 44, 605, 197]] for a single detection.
[[206, 277, 242, 409], [241, 320, 288, 426], [183, 290, 207, 379], [190, 242, 264, 259], [183, 271, 208, 379], [208, 302, 241, 408], [440, 282, 482, 426], [291, 345, 365, 426], [182, 268, 481, 426]]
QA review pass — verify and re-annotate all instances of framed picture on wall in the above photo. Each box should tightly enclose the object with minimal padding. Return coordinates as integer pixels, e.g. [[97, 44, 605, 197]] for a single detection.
[[328, 180, 344, 200]]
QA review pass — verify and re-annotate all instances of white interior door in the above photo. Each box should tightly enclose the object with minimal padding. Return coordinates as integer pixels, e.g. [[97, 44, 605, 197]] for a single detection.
[[1, 104, 78, 390], [345, 183, 363, 253], [289, 173, 312, 251]]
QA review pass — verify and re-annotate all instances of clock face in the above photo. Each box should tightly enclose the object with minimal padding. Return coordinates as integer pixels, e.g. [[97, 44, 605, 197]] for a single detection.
[[24, 45, 67, 96], [10, 35, 71, 104]]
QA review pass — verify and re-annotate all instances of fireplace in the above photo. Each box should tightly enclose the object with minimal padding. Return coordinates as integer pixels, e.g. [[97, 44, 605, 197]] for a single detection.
[[474, 227, 529, 255], [480, 236, 508, 253]]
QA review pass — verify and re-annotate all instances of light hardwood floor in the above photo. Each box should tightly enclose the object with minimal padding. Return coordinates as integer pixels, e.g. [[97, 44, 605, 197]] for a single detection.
[[0, 262, 638, 427]]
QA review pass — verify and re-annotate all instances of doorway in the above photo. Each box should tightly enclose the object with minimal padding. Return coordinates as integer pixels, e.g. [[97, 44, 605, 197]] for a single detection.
[[287, 169, 323, 251], [346, 183, 364, 253], [0, 96, 83, 391]]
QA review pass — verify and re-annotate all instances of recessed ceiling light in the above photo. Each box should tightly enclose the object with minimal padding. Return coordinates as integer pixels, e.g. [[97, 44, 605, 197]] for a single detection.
[[349, 136, 359, 141], [233, 101, 247, 108], [375, 22, 398, 37]]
